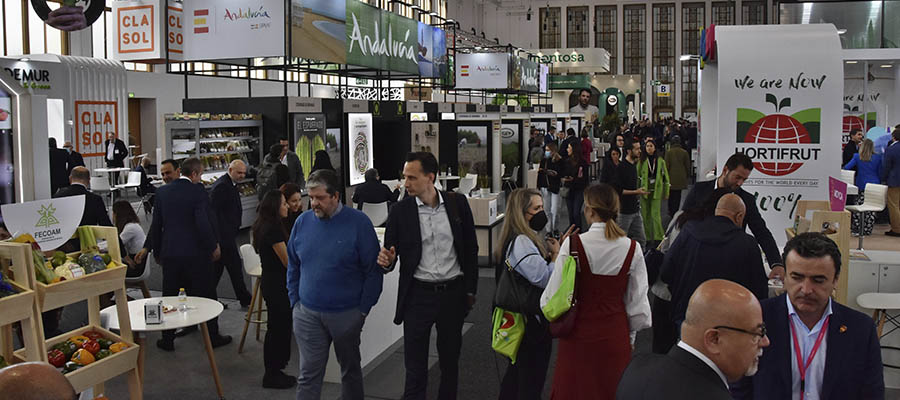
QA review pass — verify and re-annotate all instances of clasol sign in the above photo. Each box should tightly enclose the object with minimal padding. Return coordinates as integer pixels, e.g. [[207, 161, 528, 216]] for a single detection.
[[167, 3, 183, 54], [117, 5, 154, 53], [75, 101, 119, 157]]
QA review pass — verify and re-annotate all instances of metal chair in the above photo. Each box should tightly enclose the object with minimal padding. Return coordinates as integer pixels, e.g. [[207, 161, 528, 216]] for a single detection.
[[846, 183, 888, 249], [361, 201, 389, 226], [90, 176, 118, 205], [124, 257, 152, 299], [237, 244, 266, 353]]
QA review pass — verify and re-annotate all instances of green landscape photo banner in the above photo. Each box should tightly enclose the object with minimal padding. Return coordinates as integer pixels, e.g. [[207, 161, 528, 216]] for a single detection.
[[346, 0, 420, 74]]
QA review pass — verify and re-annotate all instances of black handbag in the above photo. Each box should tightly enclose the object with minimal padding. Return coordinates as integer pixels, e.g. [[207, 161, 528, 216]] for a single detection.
[[493, 243, 544, 316]]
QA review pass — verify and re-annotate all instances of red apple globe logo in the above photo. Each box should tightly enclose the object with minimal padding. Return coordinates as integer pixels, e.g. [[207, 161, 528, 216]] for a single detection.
[[842, 115, 864, 134], [736, 94, 821, 177]]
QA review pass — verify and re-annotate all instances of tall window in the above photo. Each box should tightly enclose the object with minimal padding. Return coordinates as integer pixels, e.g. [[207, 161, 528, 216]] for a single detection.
[[682, 3, 704, 115], [742, 1, 766, 25], [595, 6, 617, 74], [623, 5, 646, 77], [567, 6, 589, 48], [652, 4, 675, 111], [712, 1, 734, 25], [540, 7, 562, 49]]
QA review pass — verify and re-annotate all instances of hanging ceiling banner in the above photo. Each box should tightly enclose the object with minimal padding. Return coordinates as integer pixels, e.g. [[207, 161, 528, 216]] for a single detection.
[[112, 0, 183, 62], [455, 53, 510, 90], [714, 25, 842, 248], [183, 0, 285, 60], [526, 48, 610, 74]]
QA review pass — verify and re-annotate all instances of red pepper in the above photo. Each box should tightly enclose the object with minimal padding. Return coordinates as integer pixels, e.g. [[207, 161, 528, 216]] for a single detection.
[[81, 339, 101, 355], [83, 331, 103, 341], [48, 349, 66, 368]]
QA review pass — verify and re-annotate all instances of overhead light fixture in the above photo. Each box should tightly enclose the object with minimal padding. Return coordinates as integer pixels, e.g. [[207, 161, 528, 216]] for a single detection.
[[411, 5, 420, 10], [429, 12, 438, 17], [19, 57, 29, 62], [881, 64, 894, 68], [845, 60, 858, 64], [837, 29, 847, 34]]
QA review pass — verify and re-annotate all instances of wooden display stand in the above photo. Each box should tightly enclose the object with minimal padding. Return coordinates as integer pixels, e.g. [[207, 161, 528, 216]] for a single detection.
[[785, 200, 851, 305], [12, 226, 142, 399], [0, 242, 44, 364]]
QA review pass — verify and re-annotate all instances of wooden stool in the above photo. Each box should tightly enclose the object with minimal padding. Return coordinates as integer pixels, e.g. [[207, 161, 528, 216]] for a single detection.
[[238, 244, 267, 353]]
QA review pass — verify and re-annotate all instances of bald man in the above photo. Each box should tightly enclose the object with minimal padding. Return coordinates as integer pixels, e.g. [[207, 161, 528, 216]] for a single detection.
[[660, 193, 768, 339], [210, 159, 252, 307], [616, 280, 770, 399], [0, 362, 77, 400]]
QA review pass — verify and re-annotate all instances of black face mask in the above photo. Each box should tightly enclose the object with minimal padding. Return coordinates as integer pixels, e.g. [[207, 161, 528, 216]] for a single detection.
[[528, 210, 548, 231]]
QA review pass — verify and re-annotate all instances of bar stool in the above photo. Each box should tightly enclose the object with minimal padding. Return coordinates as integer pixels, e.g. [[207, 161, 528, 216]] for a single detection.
[[856, 292, 900, 369], [846, 183, 887, 249], [238, 244, 267, 353]]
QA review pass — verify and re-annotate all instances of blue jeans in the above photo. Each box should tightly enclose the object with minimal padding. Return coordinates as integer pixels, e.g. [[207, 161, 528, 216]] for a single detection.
[[616, 212, 646, 249], [293, 304, 366, 400]]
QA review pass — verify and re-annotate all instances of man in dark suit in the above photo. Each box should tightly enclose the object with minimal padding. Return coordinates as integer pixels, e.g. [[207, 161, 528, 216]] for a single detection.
[[617, 279, 770, 400], [352, 168, 395, 210], [104, 133, 128, 168], [63, 141, 85, 175], [149, 157, 231, 351], [135, 159, 180, 266], [731, 233, 884, 399], [53, 166, 112, 227], [210, 160, 252, 307], [48, 138, 69, 195], [681, 152, 784, 279], [843, 128, 863, 169], [377, 152, 478, 400]]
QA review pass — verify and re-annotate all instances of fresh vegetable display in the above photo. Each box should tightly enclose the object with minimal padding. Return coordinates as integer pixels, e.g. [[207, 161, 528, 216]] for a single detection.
[[83, 331, 103, 341], [71, 348, 95, 365], [109, 342, 129, 353], [96, 338, 113, 350], [52, 341, 78, 359], [81, 339, 101, 355], [62, 361, 82, 374], [94, 349, 112, 361], [48, 349, 67, 368]]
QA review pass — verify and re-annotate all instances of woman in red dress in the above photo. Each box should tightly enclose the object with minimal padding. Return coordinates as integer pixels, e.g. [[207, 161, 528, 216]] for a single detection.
[[541, 183, 652, 399]]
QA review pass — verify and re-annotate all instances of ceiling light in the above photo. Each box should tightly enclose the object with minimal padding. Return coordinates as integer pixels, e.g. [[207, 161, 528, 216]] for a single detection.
[[837, 29, 847, 34], [19, 57, 29, 62], [881, 64, 893, 68], [411, 5, 420, 10], [429, 12, 438, 17], [845, 60, 858, 64]]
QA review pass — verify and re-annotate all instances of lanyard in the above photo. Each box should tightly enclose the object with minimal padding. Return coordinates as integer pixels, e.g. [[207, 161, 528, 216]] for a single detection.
[[789, 315, 830, 400]]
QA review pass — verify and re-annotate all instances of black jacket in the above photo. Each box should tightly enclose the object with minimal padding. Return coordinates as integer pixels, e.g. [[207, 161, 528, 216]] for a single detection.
[[52, 184, 113, 227], [67, 150, 85, 174], [660, 215, 768, 325], [149, 178, 218, 261], [104, 138, 128, 168], [616, 345, 732, 400], [382, 191, 478, 325], [49, 148, 70, 194], [731, 294, 884, 400], [599, 158, 618, 184], [842, 140, 859, 170], [681, 179, 783, 267], [352, 180, 395, 209], [210, 173, 242, 245]]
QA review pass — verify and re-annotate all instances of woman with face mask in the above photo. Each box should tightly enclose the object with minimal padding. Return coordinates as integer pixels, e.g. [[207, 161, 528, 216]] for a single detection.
[[538, 142, 565, 237], [495, 188, 578, 400]]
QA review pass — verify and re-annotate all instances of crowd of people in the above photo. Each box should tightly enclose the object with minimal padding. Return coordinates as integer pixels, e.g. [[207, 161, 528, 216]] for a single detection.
[[842, 126, 900, 238]]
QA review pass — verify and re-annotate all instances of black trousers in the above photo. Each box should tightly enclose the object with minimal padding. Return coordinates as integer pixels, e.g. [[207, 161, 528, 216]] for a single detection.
[[403, 279, 466, 400], [161, 257, 221, 341], [651, 294, 678, 354], [261, 269, 292, 373], [668, 190, 683, 217], [498, 314, 552, 400], [214, 242, 252, 304]]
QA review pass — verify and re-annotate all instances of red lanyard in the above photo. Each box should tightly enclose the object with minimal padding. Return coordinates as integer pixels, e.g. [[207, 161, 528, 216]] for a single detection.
[[789, 315, 830, 400]]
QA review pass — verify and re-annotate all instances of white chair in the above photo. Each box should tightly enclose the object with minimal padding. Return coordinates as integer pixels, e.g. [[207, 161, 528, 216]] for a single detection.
[[124, 257, 152, 299], [90, 176, 118, 205], [362, 202, 389, 226], [456, 176, 477, 196], [840, 169, 856, 185], [238, 244, 266, 353], [846, 183, 888, 249], [115, 171, 142, 199], [856, 292, 900, 338]]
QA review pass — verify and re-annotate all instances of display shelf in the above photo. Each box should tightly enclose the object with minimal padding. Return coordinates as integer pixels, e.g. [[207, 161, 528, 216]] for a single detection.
[[0, 241, 43, 364], [198, 150, 254, 156], [199, 136, 259, 142]]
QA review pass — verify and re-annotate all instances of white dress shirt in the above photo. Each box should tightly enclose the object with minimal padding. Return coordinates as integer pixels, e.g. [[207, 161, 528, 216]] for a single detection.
[[787, 296, 833, 400], [107, 141, 116, 160], [677, 341, 729, 389], [413, 191, 461, 282], [540, 222, 652, 338]]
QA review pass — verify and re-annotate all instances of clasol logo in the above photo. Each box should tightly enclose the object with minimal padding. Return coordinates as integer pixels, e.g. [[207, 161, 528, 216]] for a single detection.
[[75, 100, 119, 157], [735, 94, 821, 177]]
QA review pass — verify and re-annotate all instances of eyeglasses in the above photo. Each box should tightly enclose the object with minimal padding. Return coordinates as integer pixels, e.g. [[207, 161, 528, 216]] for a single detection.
[[714, 324, 767, 343]]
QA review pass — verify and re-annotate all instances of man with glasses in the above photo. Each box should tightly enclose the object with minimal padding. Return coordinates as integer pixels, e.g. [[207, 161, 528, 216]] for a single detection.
[[616, 279, 769, 400], [731, 232, 884, 399], [661, 194, 769, 340]]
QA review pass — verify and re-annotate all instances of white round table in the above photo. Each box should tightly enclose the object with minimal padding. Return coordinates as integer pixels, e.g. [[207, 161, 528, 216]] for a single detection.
[[437, 175, 459, 190], [101, 297, 226, 399]]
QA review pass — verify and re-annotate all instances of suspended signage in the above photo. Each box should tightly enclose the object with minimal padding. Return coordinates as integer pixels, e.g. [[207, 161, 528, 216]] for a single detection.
[[657, 84, 671, 97], [2, 196, 84, 251], [539, 64, 549, 93], [293, 113, 326, 181], [183, 0, 285, 60], [511, 57, 540, 93], [712, 25, 842, 247], [348, 113, 374, 186], [30, 0, 106, 32], [548, 74, 591, 90], [112, 0, 183, 61], [455, 53, 510, 90], [527, 48, 610, 74], [290, 0, 447, 76]]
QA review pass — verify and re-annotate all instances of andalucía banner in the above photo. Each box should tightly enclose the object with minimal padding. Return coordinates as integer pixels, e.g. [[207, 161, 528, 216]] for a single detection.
[[715, 25, 843, 246]]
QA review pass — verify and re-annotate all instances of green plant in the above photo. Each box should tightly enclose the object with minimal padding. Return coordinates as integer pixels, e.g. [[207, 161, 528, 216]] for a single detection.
[[600, 113, 620, 140]]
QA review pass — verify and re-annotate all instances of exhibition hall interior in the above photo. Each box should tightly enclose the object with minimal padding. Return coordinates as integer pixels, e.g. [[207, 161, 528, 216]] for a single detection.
[[0, 0, 899, 399]]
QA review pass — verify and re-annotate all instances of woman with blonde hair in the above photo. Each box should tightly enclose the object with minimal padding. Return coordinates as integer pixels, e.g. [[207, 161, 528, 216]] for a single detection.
[[844, 138, 883, 236], [495, 188, 577, 400], [541, 183, 651, 400]]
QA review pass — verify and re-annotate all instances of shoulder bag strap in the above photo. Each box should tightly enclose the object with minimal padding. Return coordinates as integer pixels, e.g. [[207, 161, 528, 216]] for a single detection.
[[569, 234, 589, 299], [618, 239, 637, 277]]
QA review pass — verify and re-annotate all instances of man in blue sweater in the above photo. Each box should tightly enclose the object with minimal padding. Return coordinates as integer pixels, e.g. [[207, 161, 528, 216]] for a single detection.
[[287, 169, 383, 400]]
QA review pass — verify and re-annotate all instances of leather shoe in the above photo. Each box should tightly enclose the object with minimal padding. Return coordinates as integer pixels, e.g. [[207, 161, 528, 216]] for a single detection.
[[210, 334, 232, 348], [262, 371, 296, 389], [886, 231, 900, 237], [156, 339, 174, 352], [174, 326, 198, 337]]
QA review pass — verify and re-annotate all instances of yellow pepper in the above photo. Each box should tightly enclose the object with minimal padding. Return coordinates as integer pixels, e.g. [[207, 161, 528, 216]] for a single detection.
[[109, 342, 128, 353], [71, 348, 95, 365], [68, 335, 90, 347]]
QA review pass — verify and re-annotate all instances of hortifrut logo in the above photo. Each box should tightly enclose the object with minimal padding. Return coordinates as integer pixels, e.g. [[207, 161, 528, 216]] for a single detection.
[[36, 204, 60, 228], [736, 94, 821, 177]]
